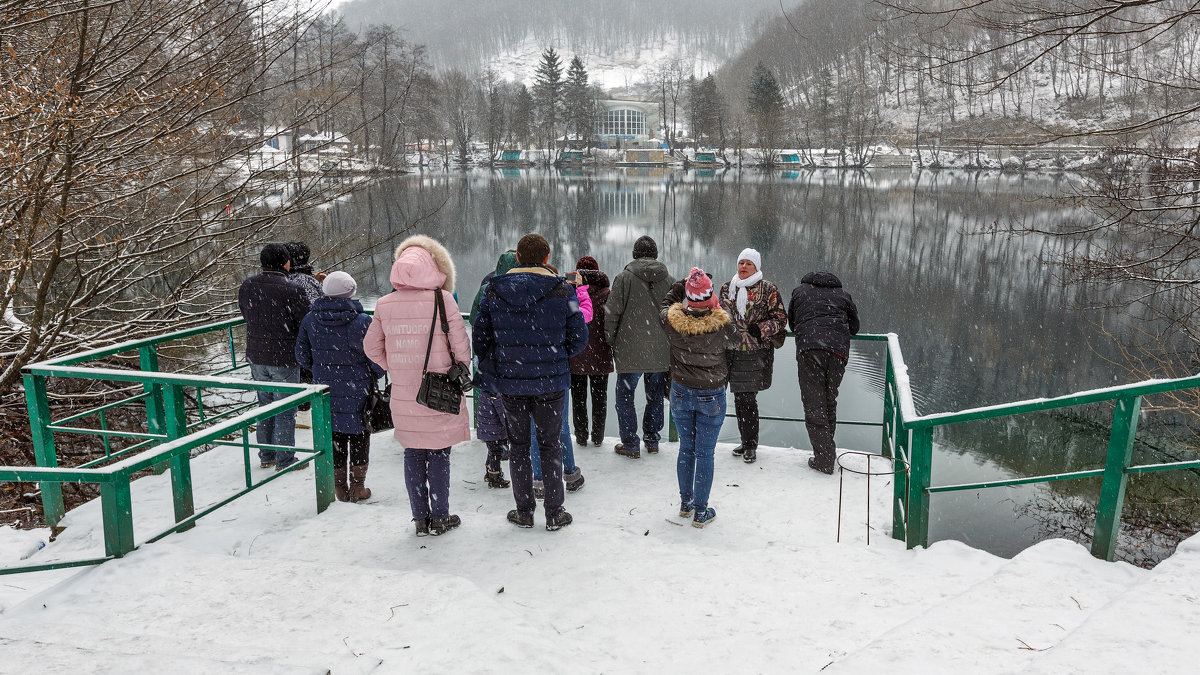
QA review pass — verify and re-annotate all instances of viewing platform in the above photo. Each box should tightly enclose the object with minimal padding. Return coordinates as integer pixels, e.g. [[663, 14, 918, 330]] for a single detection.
[[1, 318, 1199, 671], [1, 432, 1197, 672]]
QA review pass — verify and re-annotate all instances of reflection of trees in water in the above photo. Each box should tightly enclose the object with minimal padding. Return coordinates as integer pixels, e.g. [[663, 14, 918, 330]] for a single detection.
[[312, 168, 1200, 559], [321, 170, 1129, 416], [938, 411, 1200, 567], [747, 181, 782, 253], [321, 171, 1124, 404], [1017, 486, 1199, 569]]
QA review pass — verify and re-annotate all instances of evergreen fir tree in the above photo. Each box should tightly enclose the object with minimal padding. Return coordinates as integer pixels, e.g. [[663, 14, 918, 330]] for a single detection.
[[564, 55, 596, 148], [509, 83, 535, 147], [690, 73, 726, 147], [533, 47, 564, 151], [747, 61, 786, 161]]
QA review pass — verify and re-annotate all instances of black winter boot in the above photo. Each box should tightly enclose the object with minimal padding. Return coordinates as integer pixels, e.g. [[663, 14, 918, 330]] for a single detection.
[[485, 470, 510, 489], [507, 509, 534, 528], [429, 514, 461, 536]]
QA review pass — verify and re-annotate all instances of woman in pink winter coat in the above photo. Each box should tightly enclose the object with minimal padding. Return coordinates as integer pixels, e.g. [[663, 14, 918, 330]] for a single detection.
[[364, 235, 471, 537]]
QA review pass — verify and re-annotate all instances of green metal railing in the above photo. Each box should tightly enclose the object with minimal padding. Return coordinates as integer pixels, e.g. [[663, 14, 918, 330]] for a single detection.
[[4, 320, 335, 575], [9, 312, 1200, 572], [879, 333, 1200, 561], [665, 333, 889, 440]]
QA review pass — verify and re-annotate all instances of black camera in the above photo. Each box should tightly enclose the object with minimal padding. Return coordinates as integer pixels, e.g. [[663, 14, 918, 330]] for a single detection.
[[447, 361, 474, 393]]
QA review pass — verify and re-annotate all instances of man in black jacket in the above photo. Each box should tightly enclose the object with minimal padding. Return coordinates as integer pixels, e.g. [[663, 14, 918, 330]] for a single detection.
[[788, 271, 859, 474], [238, 243, 312, 471]]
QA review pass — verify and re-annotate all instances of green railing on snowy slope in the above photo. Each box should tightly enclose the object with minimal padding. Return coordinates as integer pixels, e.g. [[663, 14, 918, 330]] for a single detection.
[[7, 316, 1200, 575], [877, 335, 1200, 561], [1, 320, 336, 575]]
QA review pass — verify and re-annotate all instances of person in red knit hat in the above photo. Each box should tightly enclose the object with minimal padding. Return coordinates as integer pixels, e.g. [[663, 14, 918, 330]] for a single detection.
[[658, 267, 739, 528]]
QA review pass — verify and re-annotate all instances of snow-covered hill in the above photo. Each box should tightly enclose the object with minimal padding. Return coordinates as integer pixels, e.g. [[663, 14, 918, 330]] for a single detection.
[[487, 33, 721, 92]]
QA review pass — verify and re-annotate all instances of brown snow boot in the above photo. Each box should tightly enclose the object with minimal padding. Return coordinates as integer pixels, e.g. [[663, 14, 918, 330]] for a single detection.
[[348, 464, 372, 502], [334, 466, 350, 502]]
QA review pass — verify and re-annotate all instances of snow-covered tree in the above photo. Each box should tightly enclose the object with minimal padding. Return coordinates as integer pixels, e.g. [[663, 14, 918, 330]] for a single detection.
[[747, 61, 786, 164], [689, 74, 727, 149], [563, 56, 598, 150], [533, 47, 565, 152], [0, 0, 364, 395]]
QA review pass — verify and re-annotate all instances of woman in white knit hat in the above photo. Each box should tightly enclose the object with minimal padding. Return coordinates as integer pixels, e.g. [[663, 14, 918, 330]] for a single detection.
[[717, 248, 787, 464]]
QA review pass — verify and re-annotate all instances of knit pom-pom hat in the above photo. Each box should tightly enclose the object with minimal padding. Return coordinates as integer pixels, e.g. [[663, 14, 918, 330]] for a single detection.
[[685, 267, 718, 309]]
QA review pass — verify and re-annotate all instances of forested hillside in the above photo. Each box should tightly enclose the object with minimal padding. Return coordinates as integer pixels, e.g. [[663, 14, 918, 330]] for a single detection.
[[337, 0, 780, 71], [722, 0, 1200, 147]]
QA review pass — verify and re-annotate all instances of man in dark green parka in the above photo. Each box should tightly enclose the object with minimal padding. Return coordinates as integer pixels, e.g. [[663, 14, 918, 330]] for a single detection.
[[604, 235, 673, 458]]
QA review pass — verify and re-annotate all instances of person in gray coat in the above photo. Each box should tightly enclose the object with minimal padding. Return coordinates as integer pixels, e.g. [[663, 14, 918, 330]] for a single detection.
[[605, 235, 673, 458]]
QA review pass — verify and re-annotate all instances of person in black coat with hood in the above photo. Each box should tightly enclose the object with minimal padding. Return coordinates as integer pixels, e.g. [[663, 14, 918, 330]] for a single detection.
[[238, 243, 312, 470], [788, 271, 860, 474]]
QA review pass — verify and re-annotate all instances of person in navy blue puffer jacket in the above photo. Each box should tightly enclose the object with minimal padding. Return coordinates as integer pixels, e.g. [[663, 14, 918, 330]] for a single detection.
[[473, 234, 588, 531], [295, 271, 385, 503]]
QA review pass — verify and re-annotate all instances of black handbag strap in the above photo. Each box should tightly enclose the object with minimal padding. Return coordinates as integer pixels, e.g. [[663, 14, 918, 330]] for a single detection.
[[420, 290, 458, 375]]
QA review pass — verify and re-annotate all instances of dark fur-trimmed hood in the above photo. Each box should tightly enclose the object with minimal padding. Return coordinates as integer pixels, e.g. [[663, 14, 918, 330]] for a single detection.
[[666, 303, 731, 335]]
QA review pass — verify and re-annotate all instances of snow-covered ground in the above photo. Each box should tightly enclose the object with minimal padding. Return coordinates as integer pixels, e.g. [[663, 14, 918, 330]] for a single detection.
[[1, 429, 1198, 673]]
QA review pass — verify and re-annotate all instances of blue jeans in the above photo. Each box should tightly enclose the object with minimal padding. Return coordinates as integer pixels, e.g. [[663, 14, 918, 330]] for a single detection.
[[404, 448, 451, 520], [250, 364, 300, 467], [615, 371, 667, 448], [531, 388, 576, 479], [503, 390, 567, 517], [670, 382, 726, 511]]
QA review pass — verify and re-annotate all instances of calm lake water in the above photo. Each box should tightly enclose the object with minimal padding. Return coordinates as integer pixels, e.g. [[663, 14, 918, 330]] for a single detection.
[[290, 167, 1193, 561]]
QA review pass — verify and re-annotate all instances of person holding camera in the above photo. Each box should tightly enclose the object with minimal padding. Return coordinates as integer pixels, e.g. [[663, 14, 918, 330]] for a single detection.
[[473, 234, 589, 531], [364, 235, 471, 536], [569, 255, 614, 447]]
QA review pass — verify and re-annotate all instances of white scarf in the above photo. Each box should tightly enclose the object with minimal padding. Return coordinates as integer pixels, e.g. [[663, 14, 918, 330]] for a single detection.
[[729, 271, 763, 318]]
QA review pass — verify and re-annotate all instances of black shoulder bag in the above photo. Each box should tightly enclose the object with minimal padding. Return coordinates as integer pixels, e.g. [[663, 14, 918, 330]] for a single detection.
[[362, 375, 393, 434], [416, 290, 473, 414]]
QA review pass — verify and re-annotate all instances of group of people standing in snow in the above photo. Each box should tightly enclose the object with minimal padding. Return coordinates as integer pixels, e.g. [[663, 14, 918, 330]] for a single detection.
[[238, 232, 859, 535]]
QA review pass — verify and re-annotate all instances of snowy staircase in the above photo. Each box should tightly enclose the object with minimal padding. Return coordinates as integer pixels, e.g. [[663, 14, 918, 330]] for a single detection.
[[0, 541, 562, 674], [825, 539, 1143, 673], [0, 635, 330, 675], [2, 439, 1196, 672]]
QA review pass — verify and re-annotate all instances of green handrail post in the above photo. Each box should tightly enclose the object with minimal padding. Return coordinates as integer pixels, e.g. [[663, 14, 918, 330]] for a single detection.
[[226, 326, 238, 368], [23, 372, 65, 528], [140, 345, 169, 475], [100, 476, 135, 557], [241, 426, 252, 488], [311, 391, 335, 513], [906, 426, 933, 549], [883, 358, 908, 542], [163, 384, 195, 530], [1091, 395, 1142, 561]]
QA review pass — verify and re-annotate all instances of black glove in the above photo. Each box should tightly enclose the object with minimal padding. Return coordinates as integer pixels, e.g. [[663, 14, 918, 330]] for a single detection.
[[747, 323, 762, 340]]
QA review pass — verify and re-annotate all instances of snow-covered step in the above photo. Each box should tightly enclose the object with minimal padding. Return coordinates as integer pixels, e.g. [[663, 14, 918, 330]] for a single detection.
[[824, 539, 1145, 674], [3, 437, 1196, 672], [0, 542, 563, 673], [0, 636, 327, 675], [1017, 536, 1200, 674]]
